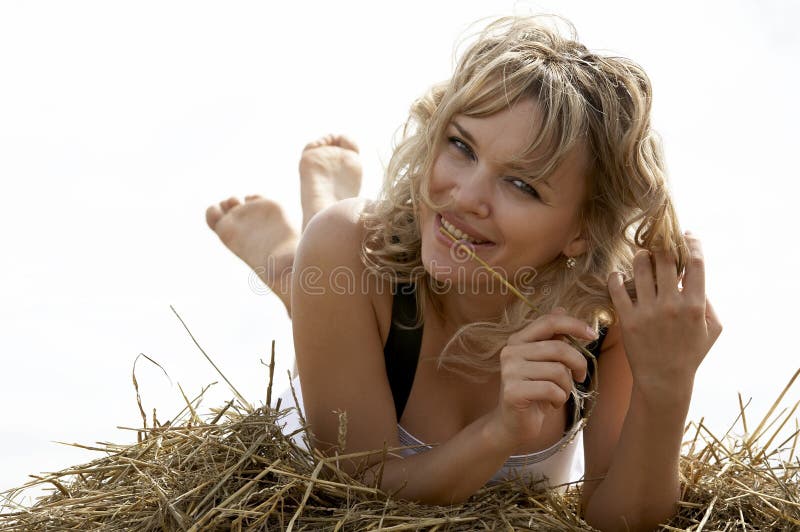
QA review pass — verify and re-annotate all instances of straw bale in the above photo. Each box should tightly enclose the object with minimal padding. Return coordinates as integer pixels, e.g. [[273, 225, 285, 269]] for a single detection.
[[2, 329, 799, 530], [1, 384, 799, 531]]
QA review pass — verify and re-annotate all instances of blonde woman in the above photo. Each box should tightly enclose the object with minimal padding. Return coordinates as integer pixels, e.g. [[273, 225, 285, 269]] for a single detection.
[[207, 16, 722, 531]]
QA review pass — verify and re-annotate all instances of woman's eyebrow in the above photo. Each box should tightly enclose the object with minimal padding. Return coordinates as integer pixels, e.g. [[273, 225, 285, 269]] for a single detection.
[[451, 120, 478, 147], [505, 163, 554, 190], [451, 119, 553, 191]]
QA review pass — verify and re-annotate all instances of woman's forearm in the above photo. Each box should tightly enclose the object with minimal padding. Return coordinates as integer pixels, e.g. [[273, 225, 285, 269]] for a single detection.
[[361, 412, 513, 505], [583, 381, 692, 531]]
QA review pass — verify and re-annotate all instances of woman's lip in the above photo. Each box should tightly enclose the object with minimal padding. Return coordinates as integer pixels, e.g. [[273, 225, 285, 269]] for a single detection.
[[435, 214, 496, 248]]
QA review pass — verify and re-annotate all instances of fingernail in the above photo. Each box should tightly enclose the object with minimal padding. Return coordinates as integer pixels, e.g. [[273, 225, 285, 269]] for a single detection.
[[585, 326, 598, 338]]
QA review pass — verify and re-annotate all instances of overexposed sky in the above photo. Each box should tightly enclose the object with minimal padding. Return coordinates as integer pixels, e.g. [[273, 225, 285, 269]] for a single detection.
[[1, 0, 798, 498]]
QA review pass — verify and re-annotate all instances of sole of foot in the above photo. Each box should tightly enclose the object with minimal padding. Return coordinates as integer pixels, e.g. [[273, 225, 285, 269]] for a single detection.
[[299, 134, 363, 230], [206, 195, 297, 311]]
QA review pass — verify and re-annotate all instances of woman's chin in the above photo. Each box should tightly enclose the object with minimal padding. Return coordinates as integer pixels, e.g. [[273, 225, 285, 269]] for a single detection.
[[421, 259, 480, 294]]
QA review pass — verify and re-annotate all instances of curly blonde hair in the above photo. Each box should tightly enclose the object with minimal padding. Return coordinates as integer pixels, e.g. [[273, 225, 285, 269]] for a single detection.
[[360, 15, 687, 378]]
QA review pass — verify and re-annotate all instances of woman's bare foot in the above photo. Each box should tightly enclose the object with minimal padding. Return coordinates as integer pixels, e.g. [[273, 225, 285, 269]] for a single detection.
[[206, 195, 298, 315], [205, 135, 360, 315], [299, 134, 362, 230]]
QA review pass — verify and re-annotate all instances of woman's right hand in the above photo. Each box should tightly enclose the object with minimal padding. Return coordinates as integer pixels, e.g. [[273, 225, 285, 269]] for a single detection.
[[489, 308, 598, 450]]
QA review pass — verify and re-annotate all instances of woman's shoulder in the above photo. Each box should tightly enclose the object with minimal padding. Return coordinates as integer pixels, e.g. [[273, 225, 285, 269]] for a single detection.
[[295, 198, 394, 339], [296, 198, 374, 267], [303, 197, 374, 235]]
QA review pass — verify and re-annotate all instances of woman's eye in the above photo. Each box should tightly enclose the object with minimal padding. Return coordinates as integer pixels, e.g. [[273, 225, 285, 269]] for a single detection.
[[448, 136, 475, 160], [507, 178, 540, 199]]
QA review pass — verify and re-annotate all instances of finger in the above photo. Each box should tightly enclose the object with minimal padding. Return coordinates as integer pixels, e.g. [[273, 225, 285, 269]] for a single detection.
[[532, 342, 588, 383], [516, 361, 579, 396], [653, 248, 679, 299], [550, 307, 569, 344], [632, 249, 656, 303], [505, 380, 568, 411], [503, 359, 575, 394], [510, 313, 597, 346], [502, 342, 588, 382], [705, 296, 723, 340], [608, 271, 633, 316], [682, 232, 706, 301]]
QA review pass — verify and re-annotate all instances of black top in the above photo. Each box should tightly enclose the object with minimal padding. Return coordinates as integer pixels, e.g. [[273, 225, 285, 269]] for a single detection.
[[382, 282, 425, 421], [382, 282, 608, 422]]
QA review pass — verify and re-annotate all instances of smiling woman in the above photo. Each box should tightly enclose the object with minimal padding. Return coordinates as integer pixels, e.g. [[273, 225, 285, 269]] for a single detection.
[[420, 101, 591, 304], [202, 15, 723, 532], [5, 0, 800, 528]]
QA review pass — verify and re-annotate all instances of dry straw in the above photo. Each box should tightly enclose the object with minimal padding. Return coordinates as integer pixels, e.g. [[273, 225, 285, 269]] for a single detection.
[[1, 306, 799, 529]]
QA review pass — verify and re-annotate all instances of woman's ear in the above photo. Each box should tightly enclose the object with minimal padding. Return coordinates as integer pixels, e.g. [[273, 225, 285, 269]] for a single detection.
[[562, 232, 588, 259]]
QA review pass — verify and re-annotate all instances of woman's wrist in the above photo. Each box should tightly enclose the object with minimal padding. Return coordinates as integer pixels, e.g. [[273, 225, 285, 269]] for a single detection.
[[480, 410, 519, 456], [631, 375, 694, 412]]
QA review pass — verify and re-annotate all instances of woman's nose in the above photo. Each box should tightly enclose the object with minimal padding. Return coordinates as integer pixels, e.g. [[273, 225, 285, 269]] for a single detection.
[[450, 168, 491, 218]]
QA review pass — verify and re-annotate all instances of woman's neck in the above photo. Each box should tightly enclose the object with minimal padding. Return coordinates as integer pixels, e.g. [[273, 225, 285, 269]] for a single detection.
[[430, 286, 516, 330]]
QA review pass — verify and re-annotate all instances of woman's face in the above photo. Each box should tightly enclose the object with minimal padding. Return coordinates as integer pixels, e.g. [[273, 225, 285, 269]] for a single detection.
[[419, 98, 591, 292]]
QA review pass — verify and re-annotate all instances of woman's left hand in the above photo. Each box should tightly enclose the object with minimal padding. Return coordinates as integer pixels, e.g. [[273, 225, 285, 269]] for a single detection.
[[607, 232, 723, 394]]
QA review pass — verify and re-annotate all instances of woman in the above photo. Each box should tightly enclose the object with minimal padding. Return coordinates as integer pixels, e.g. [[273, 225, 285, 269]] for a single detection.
[[206, 16, 722, 531]]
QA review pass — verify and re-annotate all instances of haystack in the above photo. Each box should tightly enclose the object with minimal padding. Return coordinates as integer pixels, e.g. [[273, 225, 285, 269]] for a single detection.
[[2, 329, 799, 530]]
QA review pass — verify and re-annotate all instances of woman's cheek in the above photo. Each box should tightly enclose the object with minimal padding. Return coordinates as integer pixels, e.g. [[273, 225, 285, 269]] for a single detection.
[[430, 155, 459, 193]]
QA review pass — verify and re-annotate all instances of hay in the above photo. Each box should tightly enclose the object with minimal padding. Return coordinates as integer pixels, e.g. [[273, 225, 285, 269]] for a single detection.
[[2, 339, 800, 530], [0, 386, 588, 531]]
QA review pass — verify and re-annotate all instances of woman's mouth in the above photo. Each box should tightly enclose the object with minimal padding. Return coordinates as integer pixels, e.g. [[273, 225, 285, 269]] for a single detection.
[[435, 214, 496, 248]]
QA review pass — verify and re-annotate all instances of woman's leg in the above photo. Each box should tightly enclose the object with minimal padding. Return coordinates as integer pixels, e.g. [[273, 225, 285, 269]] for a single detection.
[[206, 135, 362, 316]]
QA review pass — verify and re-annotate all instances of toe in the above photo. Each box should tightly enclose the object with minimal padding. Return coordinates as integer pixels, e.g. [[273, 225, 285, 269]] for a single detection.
[[221, 197, 241, 212], [205, 204, 223, 230], [245, 194, 263, 202], [332, 134, 359, 153], [303, 136, 328, 152]]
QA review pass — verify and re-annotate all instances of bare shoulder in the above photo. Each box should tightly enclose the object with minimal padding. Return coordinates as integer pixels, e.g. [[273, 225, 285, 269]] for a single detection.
[[600, 320, 623, 352], [296, 197, 373, 266]]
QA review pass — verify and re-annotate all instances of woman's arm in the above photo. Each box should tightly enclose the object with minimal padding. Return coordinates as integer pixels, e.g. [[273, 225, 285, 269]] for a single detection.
[[291, 199, 512, 504], [581, 235, 723, 531], [291, 199, 598, 504], [580, 323, 688, 531]]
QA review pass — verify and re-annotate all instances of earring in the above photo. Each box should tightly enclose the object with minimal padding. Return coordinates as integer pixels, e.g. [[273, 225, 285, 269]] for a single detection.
[[565, 256, 577, 269]]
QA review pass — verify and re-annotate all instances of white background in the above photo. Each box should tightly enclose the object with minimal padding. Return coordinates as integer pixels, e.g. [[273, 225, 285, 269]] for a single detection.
[[1, 0, 798, 501]]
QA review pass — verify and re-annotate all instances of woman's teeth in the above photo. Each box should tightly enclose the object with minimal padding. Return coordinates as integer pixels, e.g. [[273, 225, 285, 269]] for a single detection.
[[441, 217, 487, 244]]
